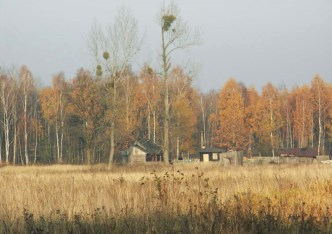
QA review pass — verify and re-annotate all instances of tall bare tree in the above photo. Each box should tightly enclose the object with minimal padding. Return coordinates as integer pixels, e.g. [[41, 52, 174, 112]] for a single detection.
[[39, 73, 67, 163], [19, 66, 34, 165], [139, 66, 162, 143], [88, 6, 141, 165], [311, 75, 329, 155], [50, 73, 67, 163], [0, 68, 17, 164], [158, 2, 200, 163]]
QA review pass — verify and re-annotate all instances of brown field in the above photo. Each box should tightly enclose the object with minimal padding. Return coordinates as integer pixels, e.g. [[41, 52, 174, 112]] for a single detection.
[[1, 163, 332, 233]]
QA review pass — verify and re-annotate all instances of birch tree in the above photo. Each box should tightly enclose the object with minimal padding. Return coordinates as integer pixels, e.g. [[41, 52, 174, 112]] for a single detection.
[[139, 66, 162, 143], [311, 75, 329, 155], [40, 73, 67, 163], [51, 74, 67, 163], [88, 6, 141, 165], [256, 83, 282, 156], [169, 67, 197, 159], [278, 86, 293, 148], [19, 66, 34, 165], [0, 68, 17, 164], [293, 85, 313, 148], [243, 87, 259, 156], [217, 78, 246, 149]]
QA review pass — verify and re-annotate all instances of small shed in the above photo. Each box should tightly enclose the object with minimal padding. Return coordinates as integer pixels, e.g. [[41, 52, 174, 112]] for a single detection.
[[123, 139, 163, 164], [198, 147, 226, 162]]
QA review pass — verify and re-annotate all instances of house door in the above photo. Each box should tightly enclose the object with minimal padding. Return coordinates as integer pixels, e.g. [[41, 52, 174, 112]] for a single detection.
[[203, 154, 209, 162]]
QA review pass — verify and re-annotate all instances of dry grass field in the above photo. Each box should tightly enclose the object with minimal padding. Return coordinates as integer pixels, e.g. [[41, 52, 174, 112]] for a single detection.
[[1, 163, 332, 233]]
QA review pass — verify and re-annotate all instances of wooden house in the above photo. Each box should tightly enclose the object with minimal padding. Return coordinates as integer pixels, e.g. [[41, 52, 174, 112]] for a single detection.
[[198, 147, 226, 162], [198, 148, 243, 165], [123, 139, 163, 164]]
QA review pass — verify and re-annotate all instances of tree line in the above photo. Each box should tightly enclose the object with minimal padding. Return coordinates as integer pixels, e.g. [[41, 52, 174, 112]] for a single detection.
[[1, 3, 331, 165], [208, 76, 332, 157], [0, 65, 331, 165]]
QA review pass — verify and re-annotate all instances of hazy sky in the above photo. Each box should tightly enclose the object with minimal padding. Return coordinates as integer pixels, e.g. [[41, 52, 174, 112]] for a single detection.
[[0, 0, 331, 92]]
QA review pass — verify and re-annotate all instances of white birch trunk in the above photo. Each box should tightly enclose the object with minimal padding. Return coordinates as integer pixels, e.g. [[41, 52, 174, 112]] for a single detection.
[[318, 93, 322, 156], [269, 98, 275, 157], [153, 110, 156, 143], [24, 90, 29, 165]]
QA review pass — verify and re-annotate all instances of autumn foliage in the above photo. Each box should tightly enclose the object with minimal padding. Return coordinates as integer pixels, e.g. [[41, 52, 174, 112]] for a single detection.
[[0, 64, 332, 164]]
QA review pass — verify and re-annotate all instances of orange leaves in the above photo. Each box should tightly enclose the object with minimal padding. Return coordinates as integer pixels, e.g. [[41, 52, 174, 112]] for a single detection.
[[292, 85, 313, 147], [217, 78, 246, 149], [68, 69, 103, 133], [169, 67, 198, 154], [40, 88, 58, 124], [40, 73, 68, 127]]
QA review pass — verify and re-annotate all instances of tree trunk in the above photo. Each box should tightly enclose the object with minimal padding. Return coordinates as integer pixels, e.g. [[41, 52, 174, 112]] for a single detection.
[[55, 120, 60, 163], [162, 28, 169, 164], [59, 90, 64, 163], [153, 110, 156, 143], [126, 92, 129, 131], [269, 98, 275, 157], [109, 122, 115, 165], [86, 147, 91, 164], [3, 110, 10, 164], [311, 115, 314, 148], [286, 100, 292, 148], [18, 126, 23, 165], [34, 121, 38, 164], [301, 100, 305, 148], [13, 107, 17, 165], [0, 134, 2, 164], [109, 80, 116, 165], [318, 94, 322, 156], [60, 119, 64, 163], [147, 107, 151, 140], [24, 93, 29, 165], [176, 136, 179, 160], [199, 96, 206, 148]]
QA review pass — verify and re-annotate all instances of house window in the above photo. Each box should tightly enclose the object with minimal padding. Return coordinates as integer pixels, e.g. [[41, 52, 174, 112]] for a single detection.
[[212, 153, 218, 160]]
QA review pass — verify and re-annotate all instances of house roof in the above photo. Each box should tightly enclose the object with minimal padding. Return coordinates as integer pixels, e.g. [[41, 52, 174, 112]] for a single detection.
[[134, 139, 163, 155], [198, 147, 227, 153]]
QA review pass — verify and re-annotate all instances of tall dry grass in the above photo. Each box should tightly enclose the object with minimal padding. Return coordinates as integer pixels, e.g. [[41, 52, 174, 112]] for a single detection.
[[1, 163, 332, 233]]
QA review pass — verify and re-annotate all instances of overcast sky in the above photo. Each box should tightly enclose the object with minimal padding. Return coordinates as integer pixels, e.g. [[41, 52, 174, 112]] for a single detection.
[[0, 0, 331, 92]]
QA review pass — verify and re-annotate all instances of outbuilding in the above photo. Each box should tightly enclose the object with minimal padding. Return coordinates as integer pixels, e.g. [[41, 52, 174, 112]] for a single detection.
[[198, 147, 226, 162], [123, 139, 163, 164]]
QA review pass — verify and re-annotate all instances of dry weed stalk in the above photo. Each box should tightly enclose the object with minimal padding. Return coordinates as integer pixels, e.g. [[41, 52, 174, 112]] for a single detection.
[[0, 163, 332, 233]]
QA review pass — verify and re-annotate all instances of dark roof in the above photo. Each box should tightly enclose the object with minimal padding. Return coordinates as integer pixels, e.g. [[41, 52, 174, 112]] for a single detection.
[[134, 139, 163, 155], [198, 147, 227, 153], [278, 148, 317, 157]]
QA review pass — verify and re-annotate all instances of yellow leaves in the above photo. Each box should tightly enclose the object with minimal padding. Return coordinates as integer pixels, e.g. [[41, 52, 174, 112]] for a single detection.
[[257, 84, 283, 133], [40, 88, 58, 124], [292, 86, 313, 147], [30, 118, 43, 137], [69, 70, 102, 120], [217, 78, 246, 149], [168, 67, 198, 153], [171, 96, 197, 150]]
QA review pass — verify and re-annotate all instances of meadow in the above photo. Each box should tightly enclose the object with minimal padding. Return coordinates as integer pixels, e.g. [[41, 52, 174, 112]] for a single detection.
[[1, 163, 332, 233]]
